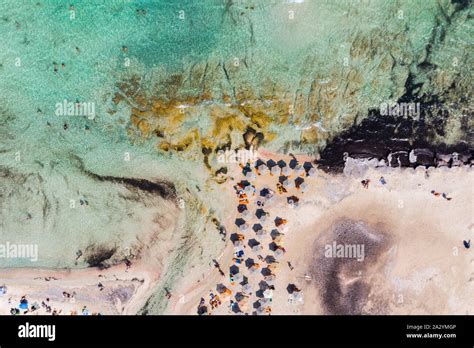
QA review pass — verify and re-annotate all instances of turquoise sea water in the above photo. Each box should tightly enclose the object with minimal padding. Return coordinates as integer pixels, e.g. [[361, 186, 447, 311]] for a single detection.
[[0, 0, 471, 271]]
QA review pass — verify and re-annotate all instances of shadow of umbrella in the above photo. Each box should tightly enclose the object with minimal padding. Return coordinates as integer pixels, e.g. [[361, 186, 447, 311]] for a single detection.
[[269, 242, 278, 252], [255, 209, 267, 219], [289, 158, 298, 169], [267, 159, 277, 168], [248, 239, 260, 248], [287, 195, 299, 204], [242, 283, 252, 294], [237, 204, 248, 213], [303, 161, 313, 171], [264, 255, 277, 264], [229, 265, 239, 275], [237, 180, 251, 189], [258, 164, 269, 174], [264, 275, 276, 285], [286, 283, 299, 294], [295, 177, 305, 188], [242, 163, 252, 176], [245, 258, 255, 268], [274, 248, 285, 258], [258, 280, 269, 290], [270, 229, 282, 240]]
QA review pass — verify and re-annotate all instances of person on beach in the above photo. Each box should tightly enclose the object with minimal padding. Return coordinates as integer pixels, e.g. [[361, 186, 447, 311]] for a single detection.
[[442, 193, 452, 201], [287, 261, 294, 271], [463, 240, 470, 249], [361, 179, 370, 189], [165, 288, 172, 299]]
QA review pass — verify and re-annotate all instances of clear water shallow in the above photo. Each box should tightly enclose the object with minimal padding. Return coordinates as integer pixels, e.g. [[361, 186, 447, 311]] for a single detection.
[[0, 0, 471, 269]]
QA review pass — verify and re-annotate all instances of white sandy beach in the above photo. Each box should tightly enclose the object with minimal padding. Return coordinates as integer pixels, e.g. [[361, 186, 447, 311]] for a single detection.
[[1, 149, 472, 315]]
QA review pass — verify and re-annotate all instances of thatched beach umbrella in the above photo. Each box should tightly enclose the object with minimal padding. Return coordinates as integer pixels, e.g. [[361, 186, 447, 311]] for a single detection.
[[241, 209, 250, 217], [235, 218, 246, 227], [242, 283, 253, 293], [256, 229, 267, 240], [281, 166, 291, 176], [255, 208, 267, 219], [270, 229, 282, 240], [263, 289, 273, 299], [274, 217, 287, 227], [289, 158, 298, 169], [264, 275, 276, 285], [249, 263, 260, 273], [282, 178, 294, 188], [274, 247, 286, 258], [266, 159, 277, 168], [233, 240, 244, 248], [237, 204, 248, 213], [239, 223, 249, 232], [233, 273, 243, 283], [295, 176, 305, 188], [264, 255, 277, 264], [244, 185, 255, 195], [299, 182, 309, 193]]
